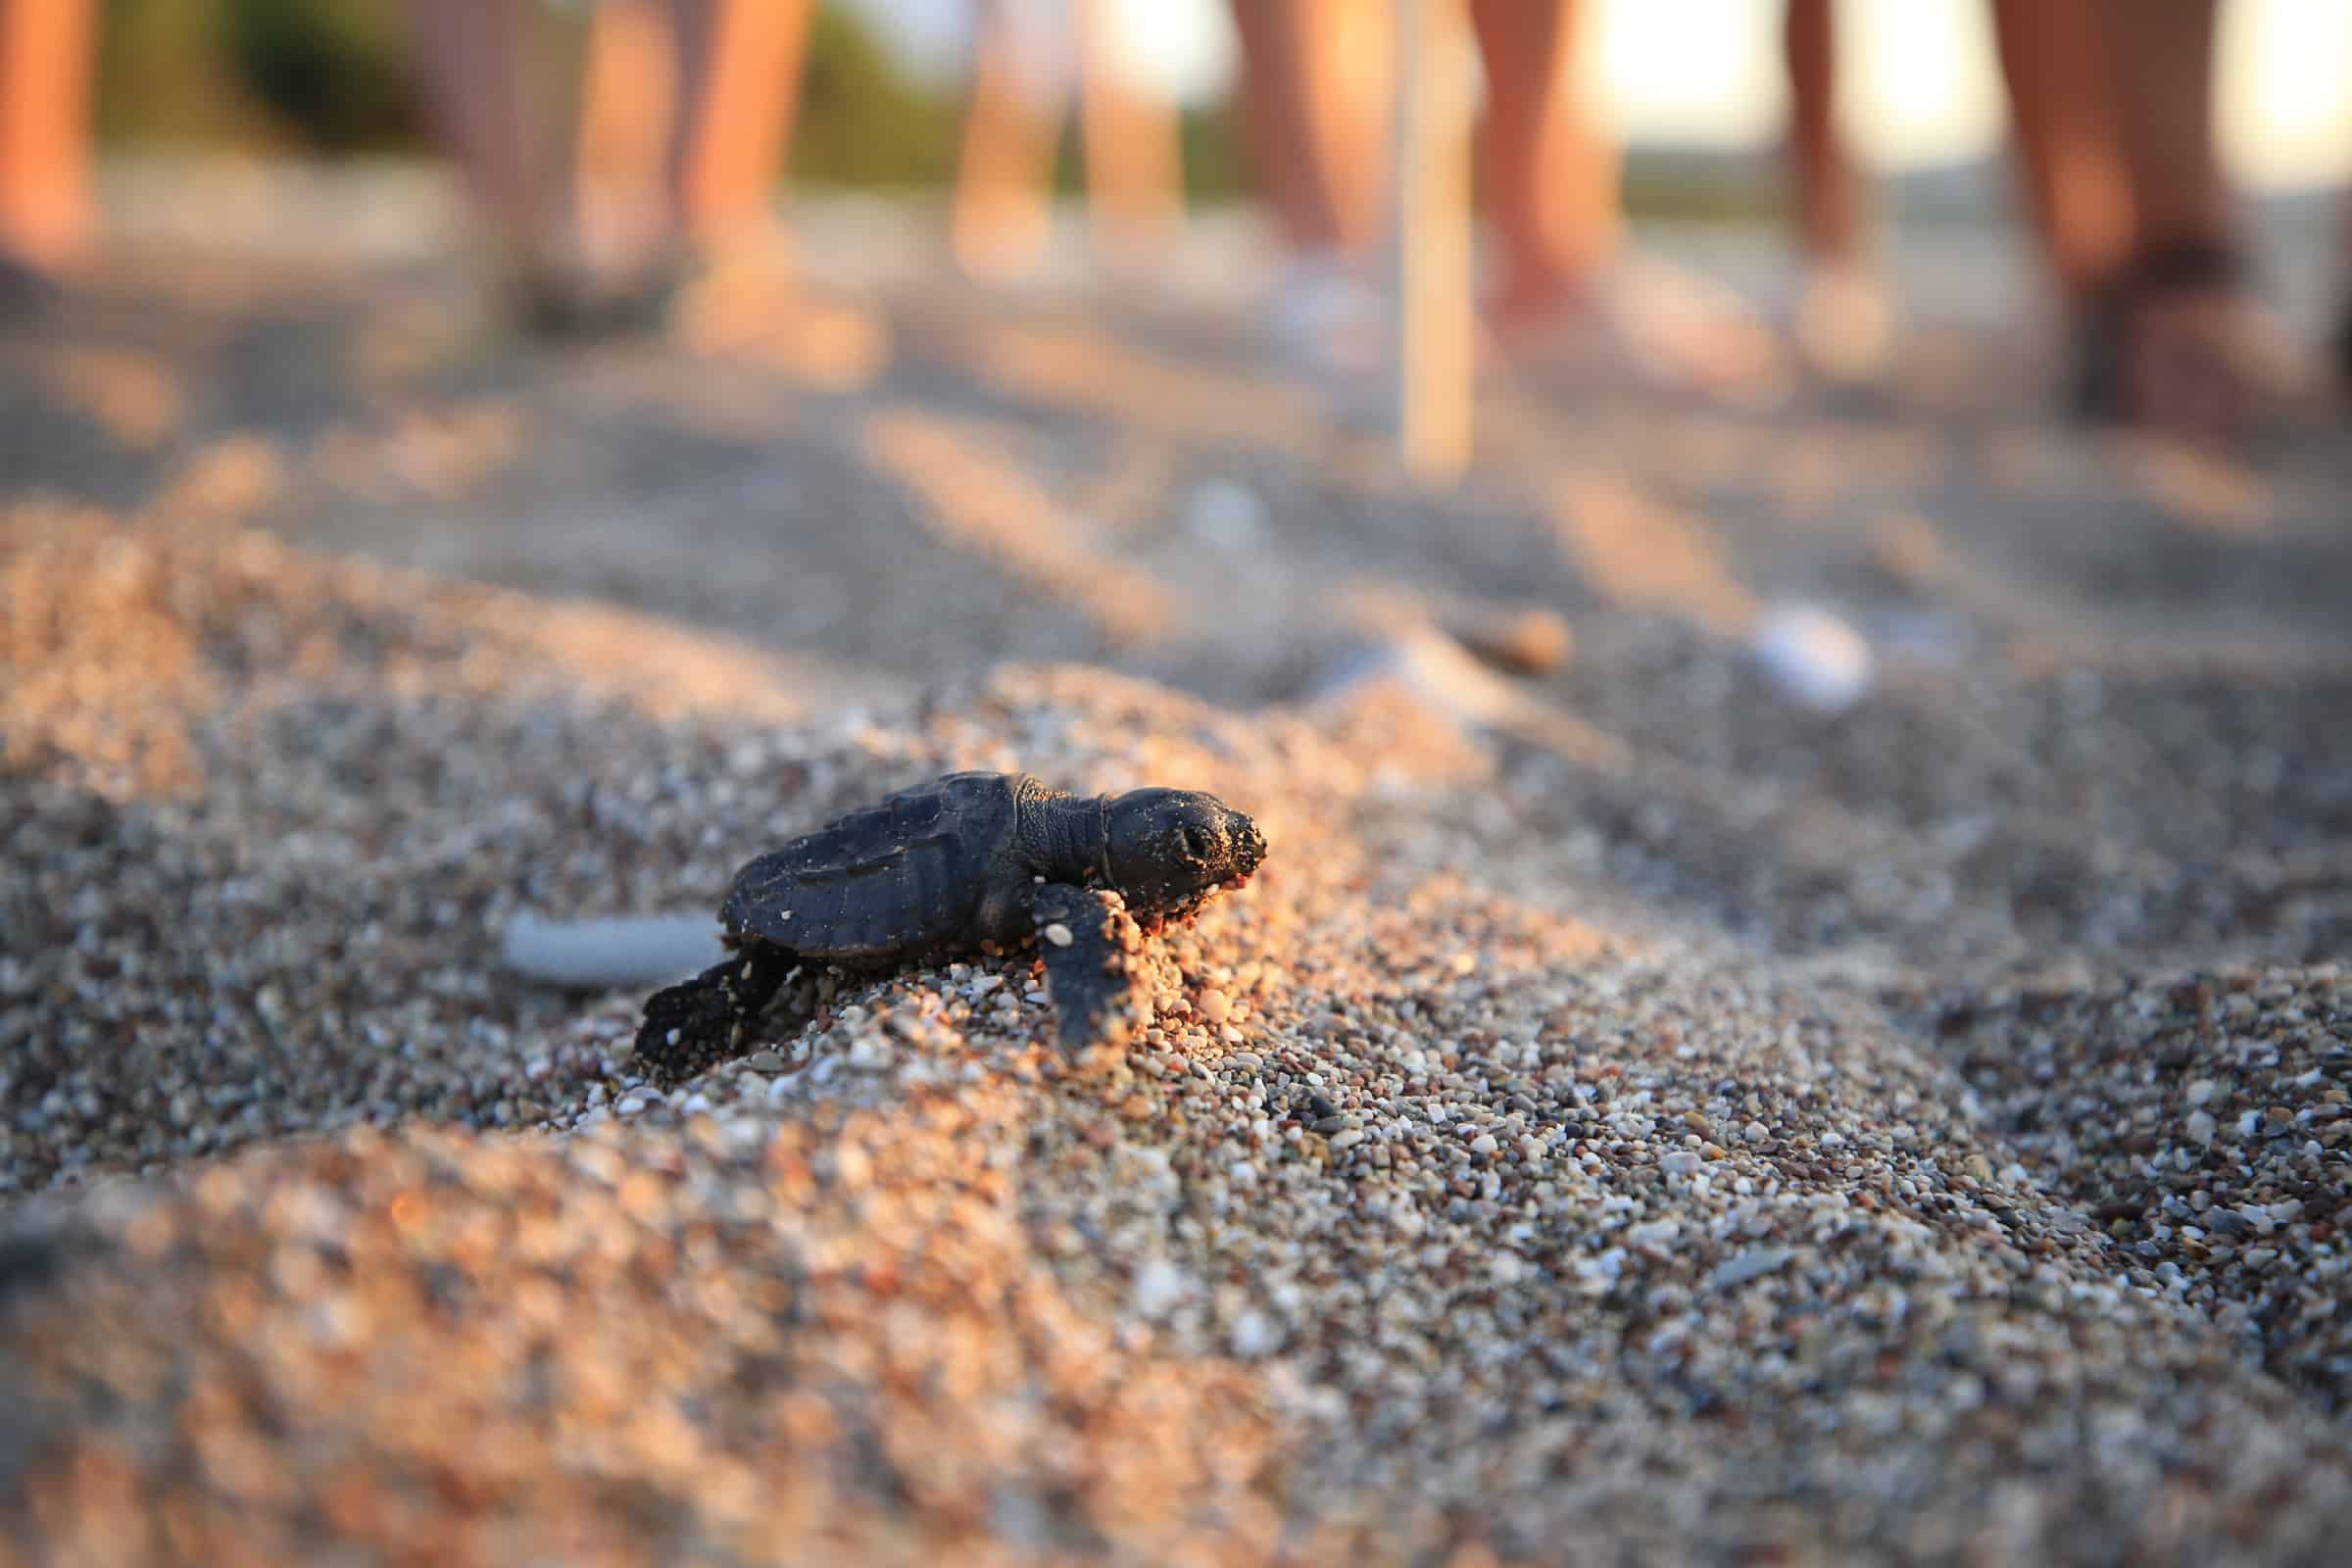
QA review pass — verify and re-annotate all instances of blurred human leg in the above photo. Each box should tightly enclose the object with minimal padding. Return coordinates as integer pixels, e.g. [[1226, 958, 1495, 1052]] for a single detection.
[[1987, 0, 2133, 308], [951, 0, 1068, 280], [2092, 0, 2302, 438], [1783, 0, 1862, 275], [1780, 0, 1891, 381], [659, 0, 810, 249], [2337, 184, 2352, 395], [0, 0, 97, 304], [1226, 0, 1392, 366], [1227, 0, 1390, 259], [1467, 0, 1615, 325], [1982, 0, 2144, 415], [1469, 0, 1781, 398], [2100, 0, 2230, 258], [1073, 0, 1185, 275], [404, 0, 593, 307]]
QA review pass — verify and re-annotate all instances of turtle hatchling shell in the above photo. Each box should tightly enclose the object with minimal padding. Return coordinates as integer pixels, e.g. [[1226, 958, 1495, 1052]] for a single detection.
[[718, 771, 1022, 958]]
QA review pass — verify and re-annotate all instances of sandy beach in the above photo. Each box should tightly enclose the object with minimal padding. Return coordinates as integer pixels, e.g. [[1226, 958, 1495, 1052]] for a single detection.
[[4, 167, 2351, 1564]]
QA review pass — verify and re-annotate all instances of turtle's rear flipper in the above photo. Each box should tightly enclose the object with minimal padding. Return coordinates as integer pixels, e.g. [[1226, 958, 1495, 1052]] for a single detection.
[[1033, 885, 1147, 1060], [634, 951, 792, 1086]]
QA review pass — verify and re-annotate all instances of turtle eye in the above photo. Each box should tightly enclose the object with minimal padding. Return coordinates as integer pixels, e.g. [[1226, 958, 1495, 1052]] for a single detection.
[[1180, 826, 1211, 859]]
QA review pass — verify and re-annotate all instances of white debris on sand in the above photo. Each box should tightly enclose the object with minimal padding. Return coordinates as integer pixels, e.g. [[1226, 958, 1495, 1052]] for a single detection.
[[1749, 600, 1876, 711], [499, 908, 728, 989]]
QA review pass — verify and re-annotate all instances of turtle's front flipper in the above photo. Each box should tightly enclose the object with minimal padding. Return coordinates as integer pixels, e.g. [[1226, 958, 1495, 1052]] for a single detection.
[[634, 949, 793, 1086], [1032, 885, 1147, 1059]]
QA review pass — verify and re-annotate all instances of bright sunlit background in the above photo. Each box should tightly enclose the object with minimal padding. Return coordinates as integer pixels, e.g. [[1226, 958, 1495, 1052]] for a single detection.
[[850, 0, 2352, 191]]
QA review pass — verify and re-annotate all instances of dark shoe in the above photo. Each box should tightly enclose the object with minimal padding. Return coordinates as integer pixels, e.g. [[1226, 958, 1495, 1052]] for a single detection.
[[509, 246, 696, 342], [0, 249, 60, 320]]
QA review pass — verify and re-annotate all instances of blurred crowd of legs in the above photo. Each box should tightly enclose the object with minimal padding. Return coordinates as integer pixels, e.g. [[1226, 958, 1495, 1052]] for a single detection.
[[1, 0, 2346, 447]]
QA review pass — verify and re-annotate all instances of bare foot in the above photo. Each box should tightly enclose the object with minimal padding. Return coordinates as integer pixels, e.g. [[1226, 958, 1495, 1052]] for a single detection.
[[1493, 255, 1790, 407]]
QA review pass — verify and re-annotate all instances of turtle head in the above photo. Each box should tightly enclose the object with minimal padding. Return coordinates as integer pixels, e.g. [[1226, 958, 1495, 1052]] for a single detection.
[[1102, 788, 1267, 919]]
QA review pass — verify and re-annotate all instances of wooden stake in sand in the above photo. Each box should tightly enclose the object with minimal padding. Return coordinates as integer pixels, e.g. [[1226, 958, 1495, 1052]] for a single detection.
[[1386, 0, 1475, 480]]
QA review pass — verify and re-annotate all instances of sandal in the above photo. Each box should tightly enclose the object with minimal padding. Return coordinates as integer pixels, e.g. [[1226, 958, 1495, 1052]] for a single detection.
[[2070, 238, 2299, 442]]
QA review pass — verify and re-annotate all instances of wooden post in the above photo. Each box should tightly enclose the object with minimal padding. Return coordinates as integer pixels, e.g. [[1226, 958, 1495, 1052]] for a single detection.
[[1386, 0, 1474, 479]]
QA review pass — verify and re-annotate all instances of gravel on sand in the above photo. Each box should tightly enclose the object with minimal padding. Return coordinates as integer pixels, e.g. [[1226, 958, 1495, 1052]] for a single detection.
[[5, 193, 2352, 1565]]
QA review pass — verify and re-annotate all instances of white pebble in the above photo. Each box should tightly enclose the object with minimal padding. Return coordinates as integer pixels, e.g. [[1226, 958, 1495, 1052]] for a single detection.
[[1131, 1258, 1194, 1320], [1043, 922, 1073, 948], [1198, 989, 1232, 1024], [1749, 601, 1875, 711], [2186, 1110, 2217, 1146], [1660, 1152, 1703, 1176], [2186, 1079, 2218, 1106], [1229, 1310, 1282, 1358], [1707, 1246, 1795, 1291]]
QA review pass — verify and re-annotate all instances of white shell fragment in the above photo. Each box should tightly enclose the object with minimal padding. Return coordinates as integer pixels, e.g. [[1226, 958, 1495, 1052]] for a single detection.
[[498, 910, 728, 989], [1749, 601, 1875, 712]]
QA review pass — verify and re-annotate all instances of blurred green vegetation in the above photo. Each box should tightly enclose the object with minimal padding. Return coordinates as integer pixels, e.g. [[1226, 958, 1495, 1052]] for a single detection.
[[90, 0, 1251, 200], [782, 4, 956, 190]]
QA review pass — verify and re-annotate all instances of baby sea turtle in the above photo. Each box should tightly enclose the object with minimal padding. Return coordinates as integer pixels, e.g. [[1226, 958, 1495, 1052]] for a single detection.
[[634, 770, 1267, 1083]]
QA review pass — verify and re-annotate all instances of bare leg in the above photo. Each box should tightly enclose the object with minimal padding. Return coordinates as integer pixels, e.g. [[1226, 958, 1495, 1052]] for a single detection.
[[1468, 0, 1617, 322], [2337, 185, 2352, 391], [2099, 0, 2230, 255], [660, 0, 811, 248], [1224, 0, 1393, 372], [1225, 0, 1388, 258], [1989, 0, 2134, 306], [404, 0, 582, 265], [1469, 0, 1779, 397], [2092, 0, 2297, 437], [574, 0, 680, 270], [951, 0, 1066, 280], [1073, 0, 1185, 275], [0, 0, 97, 280], [1779, 0, 1895, 381], [1783, 0, 1863, 270]]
